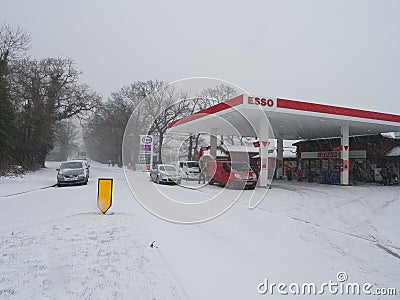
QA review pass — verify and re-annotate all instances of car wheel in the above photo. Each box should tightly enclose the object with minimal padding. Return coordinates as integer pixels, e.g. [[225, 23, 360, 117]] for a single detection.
[[156, 175, 160, 184]]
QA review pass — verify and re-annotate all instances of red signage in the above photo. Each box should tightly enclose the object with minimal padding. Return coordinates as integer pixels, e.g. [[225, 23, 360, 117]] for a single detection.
[[141, 136, 153, 144], [262, 141, 270, 147], [332, 146, 350, 151], [248, 97, 274, 107], [317, 152, 339, 158]]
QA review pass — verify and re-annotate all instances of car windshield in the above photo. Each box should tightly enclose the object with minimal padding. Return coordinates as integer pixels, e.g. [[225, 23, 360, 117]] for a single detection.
[[60, 162, 83, 169], [187, 162, 199, 168], [160, 165, 176, 172], [230, 162, 251, 172]]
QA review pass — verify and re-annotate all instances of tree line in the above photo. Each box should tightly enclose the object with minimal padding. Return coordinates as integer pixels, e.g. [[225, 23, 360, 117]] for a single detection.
[[0, 24, 100, 174], [1, 24, 240, 174], [84, 81, 239, 168]]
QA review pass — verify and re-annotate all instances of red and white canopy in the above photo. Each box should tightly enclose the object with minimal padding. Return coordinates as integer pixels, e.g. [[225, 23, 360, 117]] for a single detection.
[[168, 94, 400, 139]]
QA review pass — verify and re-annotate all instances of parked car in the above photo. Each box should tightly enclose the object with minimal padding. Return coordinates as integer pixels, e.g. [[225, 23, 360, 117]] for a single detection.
[[56, 160, 90, 187], [178, 161, 200, 180], [207, 161, 257, 189], [150, 164, 181, 184]]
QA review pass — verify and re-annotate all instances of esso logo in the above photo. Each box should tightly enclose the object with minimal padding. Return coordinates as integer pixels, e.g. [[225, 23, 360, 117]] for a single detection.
[[248, 97, 274, 107], [141, 136, 153, 144]]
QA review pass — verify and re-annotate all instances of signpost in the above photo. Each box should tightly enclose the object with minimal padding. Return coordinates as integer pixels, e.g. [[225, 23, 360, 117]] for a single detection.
[[97, 178, 113, 214], [139, 135, 153, 171]]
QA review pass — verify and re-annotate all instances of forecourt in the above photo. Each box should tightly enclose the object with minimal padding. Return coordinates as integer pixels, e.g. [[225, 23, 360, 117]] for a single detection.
[[168, 94, 400, 186]]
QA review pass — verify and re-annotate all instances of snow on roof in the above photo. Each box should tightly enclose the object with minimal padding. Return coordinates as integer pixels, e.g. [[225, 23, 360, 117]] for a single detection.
[[381, 132, 400, 139], [201, 149, 229, 157], [284, 148, 297, 158], [385, 146, 400, 157], [224, 144, 259, 153]]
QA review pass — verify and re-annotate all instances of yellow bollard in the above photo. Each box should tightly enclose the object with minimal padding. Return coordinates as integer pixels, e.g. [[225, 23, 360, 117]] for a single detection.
[[97, 178, 113, 214]]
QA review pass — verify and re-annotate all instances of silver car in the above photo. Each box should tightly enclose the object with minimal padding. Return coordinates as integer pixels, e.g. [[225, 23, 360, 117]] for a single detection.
[[150, 164, 181, 184], [178, 161, 200, 181], [57, 160, 90, 187]]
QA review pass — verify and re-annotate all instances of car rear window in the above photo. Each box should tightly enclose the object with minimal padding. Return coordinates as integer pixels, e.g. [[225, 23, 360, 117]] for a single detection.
[[187, 162, 199, 168], [160, 166, 176, 172], [60, 162, 83, 169]]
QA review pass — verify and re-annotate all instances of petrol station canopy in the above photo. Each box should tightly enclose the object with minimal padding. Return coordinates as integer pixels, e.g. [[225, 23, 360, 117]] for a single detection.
[[168, 94, 400, 139]]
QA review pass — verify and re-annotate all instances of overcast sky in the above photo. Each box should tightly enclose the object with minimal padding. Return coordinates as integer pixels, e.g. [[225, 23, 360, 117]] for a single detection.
[[3, 0, 400, 114]]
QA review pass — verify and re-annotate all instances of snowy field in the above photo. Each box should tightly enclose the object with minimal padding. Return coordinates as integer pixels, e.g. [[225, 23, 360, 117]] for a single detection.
[[0, 162, 399, 299]]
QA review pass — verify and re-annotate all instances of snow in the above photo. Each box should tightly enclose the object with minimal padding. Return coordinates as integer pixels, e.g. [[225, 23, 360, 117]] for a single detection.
[[0, 164, 58, 198], [1, 162, 399, 299], [385, 146, 400, 157], [0, 213, 183, 299]]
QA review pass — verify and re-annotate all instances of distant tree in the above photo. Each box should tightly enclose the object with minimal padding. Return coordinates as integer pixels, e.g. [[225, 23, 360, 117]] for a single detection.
[[142, 81, 191, 163], [84, 81, 147, 166], [200, 84, 240, 145], [180, 84, 240, 160], [85, 80, 192, 167], [56, 120, 78, 160], [199, 83, 238, 105]]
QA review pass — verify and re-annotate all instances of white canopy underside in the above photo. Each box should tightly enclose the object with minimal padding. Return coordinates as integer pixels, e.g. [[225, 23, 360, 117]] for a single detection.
[[170, 106, 400, 140]]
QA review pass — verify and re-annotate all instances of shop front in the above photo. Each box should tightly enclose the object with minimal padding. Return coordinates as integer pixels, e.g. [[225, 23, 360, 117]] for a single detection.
[[298, 150, 367, 184]]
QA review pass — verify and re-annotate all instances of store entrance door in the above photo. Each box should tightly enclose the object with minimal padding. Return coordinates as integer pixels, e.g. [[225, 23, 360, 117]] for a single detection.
[[320, 158, 340, 184]]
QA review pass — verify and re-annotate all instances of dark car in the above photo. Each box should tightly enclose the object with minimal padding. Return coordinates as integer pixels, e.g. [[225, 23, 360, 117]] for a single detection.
[[57, 160, 90, 187]]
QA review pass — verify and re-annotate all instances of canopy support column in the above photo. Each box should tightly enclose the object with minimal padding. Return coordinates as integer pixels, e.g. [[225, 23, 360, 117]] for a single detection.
[[210, 128, 217, 159], [340, 125, 350, 185], [258, 118, 269, 187], [276, 138, 284, 179]]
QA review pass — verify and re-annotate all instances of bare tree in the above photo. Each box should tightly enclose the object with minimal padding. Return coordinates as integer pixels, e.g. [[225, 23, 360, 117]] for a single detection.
[[179, 84, 240, 159], [0, 24, 30, 61], [140, 81, 191, 163]]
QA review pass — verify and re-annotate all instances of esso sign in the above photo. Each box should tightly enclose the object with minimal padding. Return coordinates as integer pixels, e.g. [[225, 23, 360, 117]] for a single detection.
[[141, 136, 153, 144], [248, 96, 274, 107]]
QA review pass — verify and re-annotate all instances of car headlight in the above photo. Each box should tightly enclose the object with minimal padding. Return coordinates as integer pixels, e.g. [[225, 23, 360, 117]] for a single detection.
[[234, 174, 241, 179]]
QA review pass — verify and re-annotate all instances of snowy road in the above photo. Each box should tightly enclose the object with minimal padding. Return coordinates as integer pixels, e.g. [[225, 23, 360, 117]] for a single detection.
[[1, 162, 399, 299]]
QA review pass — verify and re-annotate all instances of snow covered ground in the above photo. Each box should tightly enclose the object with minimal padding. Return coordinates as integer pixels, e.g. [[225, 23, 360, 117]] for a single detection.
[[0, 161, 399, 299]]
